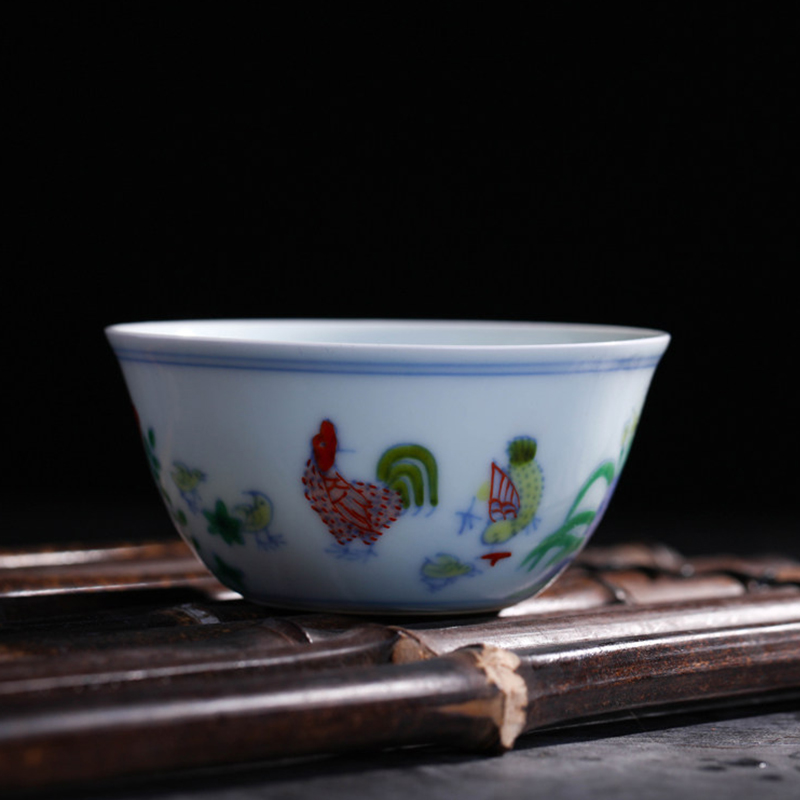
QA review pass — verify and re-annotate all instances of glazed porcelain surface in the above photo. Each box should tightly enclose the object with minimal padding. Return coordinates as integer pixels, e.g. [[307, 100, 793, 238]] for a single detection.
[[106, 319, 670, 614]]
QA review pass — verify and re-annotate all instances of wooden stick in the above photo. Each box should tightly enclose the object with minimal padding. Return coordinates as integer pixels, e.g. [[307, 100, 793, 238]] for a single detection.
[[1, 539, 799, 790], [1, 616, 799, 789]]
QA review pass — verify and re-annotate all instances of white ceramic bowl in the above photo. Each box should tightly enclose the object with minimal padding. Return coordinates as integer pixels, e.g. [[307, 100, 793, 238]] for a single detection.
[[106, 319, 670, 614]]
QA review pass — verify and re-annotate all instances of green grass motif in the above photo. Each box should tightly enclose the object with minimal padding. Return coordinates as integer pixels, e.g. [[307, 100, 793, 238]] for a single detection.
[[520, 461, 615, 573]]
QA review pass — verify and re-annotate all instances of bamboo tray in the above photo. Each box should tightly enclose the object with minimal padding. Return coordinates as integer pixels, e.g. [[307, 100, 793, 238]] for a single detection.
[[2, 537, 799, 792]]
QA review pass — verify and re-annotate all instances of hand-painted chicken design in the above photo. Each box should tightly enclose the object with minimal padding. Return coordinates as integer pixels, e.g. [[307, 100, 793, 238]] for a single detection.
[[482, 436, 543, 545], [302, 420, 438, 547]]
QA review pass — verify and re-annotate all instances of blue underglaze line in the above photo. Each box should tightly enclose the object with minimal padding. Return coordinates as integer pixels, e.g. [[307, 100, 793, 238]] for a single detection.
[[112, 347, 662, 376]]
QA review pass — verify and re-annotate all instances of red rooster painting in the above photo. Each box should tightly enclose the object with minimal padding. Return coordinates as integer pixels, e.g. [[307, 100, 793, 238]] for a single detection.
[[302, 419, 438, 547]]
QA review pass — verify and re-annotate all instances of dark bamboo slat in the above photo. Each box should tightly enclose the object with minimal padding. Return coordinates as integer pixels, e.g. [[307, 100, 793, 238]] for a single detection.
[[1, 537, 799, 791]]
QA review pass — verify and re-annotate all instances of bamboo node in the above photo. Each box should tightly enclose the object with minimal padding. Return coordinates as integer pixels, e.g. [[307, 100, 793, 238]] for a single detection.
[[470, 644, 528, 750]]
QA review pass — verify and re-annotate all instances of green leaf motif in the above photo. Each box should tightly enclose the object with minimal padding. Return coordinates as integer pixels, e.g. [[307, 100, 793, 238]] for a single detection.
[[203, 500, 245, 546], [422, 553, 475, 579], [143, 427, 161, 481]]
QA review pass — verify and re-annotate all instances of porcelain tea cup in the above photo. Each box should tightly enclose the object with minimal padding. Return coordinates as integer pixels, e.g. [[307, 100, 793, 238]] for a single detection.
[[106, 319, 670, 614]]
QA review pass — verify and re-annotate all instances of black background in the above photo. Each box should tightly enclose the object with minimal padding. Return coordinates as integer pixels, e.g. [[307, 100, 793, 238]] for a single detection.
[[4, 6, 796, 556]]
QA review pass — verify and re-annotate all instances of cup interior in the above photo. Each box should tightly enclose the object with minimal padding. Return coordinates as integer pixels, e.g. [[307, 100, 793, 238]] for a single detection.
[[107, 319, 669, 348]]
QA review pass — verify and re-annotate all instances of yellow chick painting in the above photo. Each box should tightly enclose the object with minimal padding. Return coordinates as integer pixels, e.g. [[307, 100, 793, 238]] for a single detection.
[[234, 491, 284, 551], [171, 462, 206, 513]]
